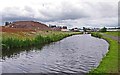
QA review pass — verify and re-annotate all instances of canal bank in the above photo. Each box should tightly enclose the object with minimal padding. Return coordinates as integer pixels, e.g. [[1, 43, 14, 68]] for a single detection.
[[1, 34, 109, 74], [89, 32, 119, 74], [2, 31, 81, 50]]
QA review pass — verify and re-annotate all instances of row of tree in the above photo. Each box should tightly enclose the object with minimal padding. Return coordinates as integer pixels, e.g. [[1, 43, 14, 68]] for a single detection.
[[83, 27, 107, 32], [5, 22, 12, 26], [99, 27, 107, 32]]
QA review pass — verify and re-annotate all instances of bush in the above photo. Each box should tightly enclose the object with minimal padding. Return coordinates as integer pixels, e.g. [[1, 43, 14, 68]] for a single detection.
[[99, 27, 107, 32]]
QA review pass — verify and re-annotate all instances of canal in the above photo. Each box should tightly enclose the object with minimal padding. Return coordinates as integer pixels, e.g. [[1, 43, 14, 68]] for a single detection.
[[1, 34, 109, 74]]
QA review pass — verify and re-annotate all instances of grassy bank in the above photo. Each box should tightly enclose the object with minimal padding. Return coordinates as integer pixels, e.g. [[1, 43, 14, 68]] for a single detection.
[[89, 32, 119, 74], [2, 31, 81, 50], [105, 31, 120, 37], [91, 32, 102, 38]]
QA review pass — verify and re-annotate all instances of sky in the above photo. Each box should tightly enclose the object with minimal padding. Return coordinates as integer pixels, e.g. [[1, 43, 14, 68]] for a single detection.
[[0, 0, 119, 28]]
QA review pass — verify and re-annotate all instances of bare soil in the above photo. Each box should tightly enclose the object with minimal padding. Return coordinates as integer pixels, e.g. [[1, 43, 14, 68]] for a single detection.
[[4, 21, 51, 31], [1, 27, 36, 33]]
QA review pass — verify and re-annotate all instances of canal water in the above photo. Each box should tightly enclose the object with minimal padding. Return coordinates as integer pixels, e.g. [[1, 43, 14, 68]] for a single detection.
[[1, 34, 109, 74]]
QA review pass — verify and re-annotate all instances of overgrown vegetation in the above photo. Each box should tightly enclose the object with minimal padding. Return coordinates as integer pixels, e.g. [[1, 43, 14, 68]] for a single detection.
[[89, 32, 119, 74], [91, 32, 102, 38], [2, 31, 81, 50], [99, 27, 107, 32]]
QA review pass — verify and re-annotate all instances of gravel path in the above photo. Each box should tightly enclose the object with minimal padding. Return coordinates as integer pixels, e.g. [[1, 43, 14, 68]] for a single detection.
[[101, 33, 120, 43]]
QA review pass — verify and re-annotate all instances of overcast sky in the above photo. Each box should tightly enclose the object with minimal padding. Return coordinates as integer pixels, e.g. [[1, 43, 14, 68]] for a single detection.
[[0, 0, 119, 28]]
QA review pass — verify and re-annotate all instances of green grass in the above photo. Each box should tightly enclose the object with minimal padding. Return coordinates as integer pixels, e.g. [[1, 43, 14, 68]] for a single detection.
[[105, 31, 120, 37], [2, 31, 81, 50], [91, 32, 102, 38], [89, 32, 119, 74]]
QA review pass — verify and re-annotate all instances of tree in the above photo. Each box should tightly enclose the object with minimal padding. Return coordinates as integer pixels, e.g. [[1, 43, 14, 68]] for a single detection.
[[100, 27, 107, 32], [83, 27, 86, 32], [5, 22, 10, 26], [63, 26, 67, 29]]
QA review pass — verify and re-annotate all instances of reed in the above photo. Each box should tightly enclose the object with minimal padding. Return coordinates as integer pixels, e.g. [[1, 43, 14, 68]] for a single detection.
[[2, 32, 81, 50]]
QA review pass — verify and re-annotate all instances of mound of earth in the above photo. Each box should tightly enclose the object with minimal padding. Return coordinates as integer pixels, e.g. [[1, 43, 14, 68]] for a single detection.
[[6, 21, 51, 30], [2, 27, 36, 32]]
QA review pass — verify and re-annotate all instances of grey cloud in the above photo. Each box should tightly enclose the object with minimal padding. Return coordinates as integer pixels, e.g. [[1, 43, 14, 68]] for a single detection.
[[1, 1, 118, 28], [39, 2, 89, 22], [24, 6, 34, 13], [118, 1, 120, 26], [87, 2, 117, 18], [2, 6, 36, 22]]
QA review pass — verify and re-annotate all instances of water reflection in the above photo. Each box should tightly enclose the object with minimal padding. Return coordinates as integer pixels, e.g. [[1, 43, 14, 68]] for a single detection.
[[2, 44, 45, 60]]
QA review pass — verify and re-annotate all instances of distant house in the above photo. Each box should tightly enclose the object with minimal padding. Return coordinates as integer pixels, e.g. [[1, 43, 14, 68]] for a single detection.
[[49, 24, 69, 31], [63, 26, 67, 29], [91, 28, 100, 32], [61, 29, 69, 31], [71, 28, 80, 32], [82, 27, 100, 32], [61, 26, 69, 31], [49, 24, 57, 28], [49, 25, 61, 31]]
